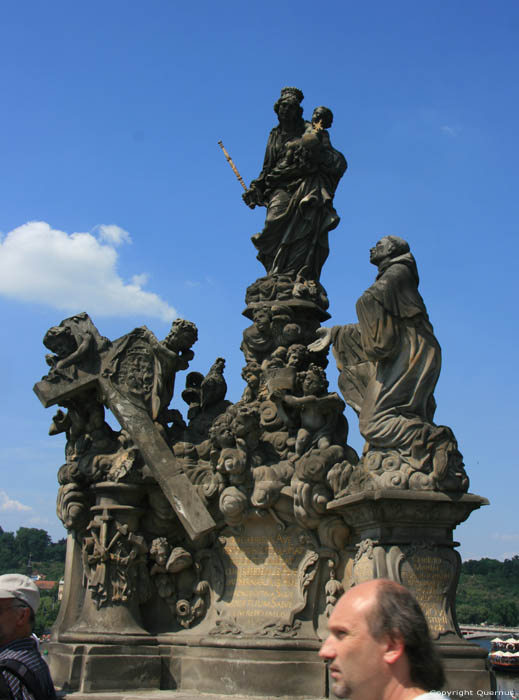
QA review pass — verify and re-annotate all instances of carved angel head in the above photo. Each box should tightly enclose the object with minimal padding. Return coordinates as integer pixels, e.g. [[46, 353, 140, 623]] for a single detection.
[[165, 318, 198, 351]]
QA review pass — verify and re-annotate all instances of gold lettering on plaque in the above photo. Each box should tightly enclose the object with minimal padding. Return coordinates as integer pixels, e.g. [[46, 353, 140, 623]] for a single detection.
[[400, 553, 451, 635], [219, 517, 307, 627]]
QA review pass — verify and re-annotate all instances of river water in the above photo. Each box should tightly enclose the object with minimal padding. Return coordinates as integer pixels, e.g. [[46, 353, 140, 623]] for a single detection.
[[494, 673, 519, 699]]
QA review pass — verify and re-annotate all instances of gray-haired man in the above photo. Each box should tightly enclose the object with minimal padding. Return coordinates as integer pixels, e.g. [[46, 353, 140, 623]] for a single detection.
[[0, 574, 56, 700]]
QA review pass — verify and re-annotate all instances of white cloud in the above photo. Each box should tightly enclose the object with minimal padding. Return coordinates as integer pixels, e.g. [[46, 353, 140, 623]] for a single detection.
[[184, 277, 214, 289], [492, 533, 519, 542], [131, 273, 149, 287], [0, 221, 176, 321], [441, 125, 460, 137], [0, 491, 32, 513], [96, 224, 131, 246], [28, 515, 51, 527]]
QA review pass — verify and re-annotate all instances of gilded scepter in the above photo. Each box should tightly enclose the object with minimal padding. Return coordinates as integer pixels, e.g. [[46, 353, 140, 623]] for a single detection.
[[218, 140, 248, 192]]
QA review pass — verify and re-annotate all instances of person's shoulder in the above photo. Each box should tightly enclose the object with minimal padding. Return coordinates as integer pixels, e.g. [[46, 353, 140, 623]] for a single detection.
[[0, 638, 34, 655], [0, 638, 43, 666]]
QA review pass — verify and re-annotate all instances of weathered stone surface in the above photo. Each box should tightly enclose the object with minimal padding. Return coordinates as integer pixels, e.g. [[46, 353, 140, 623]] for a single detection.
[[440, 639, 494, 696], [310, 236, 469, 495], [35, 89, 490, 696], [172, 645, 326, 697], [100, 380, 215, 541], [325, 489, 491, 694], [61, 690, 326, 700], [328, 490, 489, 639], [48, 643, 162, 693], [242, 87, 347, 282], [34, 317, 215, 541], [211, 512, 318, 637]]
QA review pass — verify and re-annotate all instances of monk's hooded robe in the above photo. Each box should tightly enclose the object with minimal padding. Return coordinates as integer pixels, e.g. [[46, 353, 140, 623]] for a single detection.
[[331, 252, 441, 454]]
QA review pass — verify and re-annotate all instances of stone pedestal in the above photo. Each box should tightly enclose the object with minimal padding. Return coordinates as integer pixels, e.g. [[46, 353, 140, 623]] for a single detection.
[[49, 639, 327, 697], [38, 218, 492, 698], [48, 641, 161, 693], [50, 509, 335, 697], [328, 489, 492, 694], [50, 489, 492, 697]]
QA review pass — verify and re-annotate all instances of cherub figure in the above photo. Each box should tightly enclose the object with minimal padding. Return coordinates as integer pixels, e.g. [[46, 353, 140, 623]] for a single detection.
[[286, 343, 308, 370], [240, 360, 261, 401], [149, 538, 207, 628], [44, 325, 82, 375], [149, 537, 172, 577], [273, 364, 345, 457], [211, 409, 252, 487], [286, 343, 309, 392], [143, 319, 198, 422], [241, 306, 274, 362], [43, 312, 110, 382], [274, 105, 333, 177]]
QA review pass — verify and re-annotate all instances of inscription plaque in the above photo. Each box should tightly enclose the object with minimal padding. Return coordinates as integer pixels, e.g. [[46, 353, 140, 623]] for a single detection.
[[352, 552, 375, 585], [217, 514, 310, 631], [400, 551, 452, 636]]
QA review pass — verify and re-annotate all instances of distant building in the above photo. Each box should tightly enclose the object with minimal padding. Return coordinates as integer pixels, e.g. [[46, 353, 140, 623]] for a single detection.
[[35, 580, 57, 593]]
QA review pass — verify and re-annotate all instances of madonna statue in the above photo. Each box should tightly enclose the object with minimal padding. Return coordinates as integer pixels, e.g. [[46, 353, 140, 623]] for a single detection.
[[243, 87, 347, 282]]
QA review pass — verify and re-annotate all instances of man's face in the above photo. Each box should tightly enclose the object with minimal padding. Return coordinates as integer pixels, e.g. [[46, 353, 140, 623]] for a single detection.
[[369, 237, 393, 265], [0, 599, 27, 646], [319, 590, 389, 700]]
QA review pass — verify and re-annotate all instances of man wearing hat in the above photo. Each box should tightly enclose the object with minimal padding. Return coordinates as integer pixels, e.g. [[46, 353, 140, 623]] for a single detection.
[[0, 574, 56, 700]]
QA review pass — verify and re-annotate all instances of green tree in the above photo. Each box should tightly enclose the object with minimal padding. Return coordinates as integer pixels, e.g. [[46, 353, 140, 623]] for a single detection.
[[34, 591, 59, 636], [462, 558, 501, 576], [490, 600, 519, 626], [503, 555, 519, 579], [457, 557, 519, 625], [47, 539, 66, 562], [0, 527, 65, 579], [0, 528, 17, 570], [15, 528, 51, 562]]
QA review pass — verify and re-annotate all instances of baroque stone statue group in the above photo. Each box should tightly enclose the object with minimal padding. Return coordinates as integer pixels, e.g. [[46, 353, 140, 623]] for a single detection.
[[34, 87, 486, 697]]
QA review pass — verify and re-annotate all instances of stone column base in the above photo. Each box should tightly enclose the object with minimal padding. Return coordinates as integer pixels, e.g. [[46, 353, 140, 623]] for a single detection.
[[439, 635, 495, 695], [327, 489, 492, 694], [49, 642, 161, 694], [49, 640, 328, 698]]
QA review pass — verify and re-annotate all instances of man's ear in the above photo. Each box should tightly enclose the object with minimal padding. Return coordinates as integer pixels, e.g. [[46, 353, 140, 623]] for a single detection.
[[382, 633, 405, 665], [15, 606, 31, 629]]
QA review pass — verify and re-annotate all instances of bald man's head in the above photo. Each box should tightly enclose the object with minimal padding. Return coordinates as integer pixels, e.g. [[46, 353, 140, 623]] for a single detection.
[[320, 579, 445, 700]]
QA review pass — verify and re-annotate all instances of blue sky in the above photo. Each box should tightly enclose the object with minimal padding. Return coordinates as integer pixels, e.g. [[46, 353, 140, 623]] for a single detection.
[[0, 1, 517, 560]]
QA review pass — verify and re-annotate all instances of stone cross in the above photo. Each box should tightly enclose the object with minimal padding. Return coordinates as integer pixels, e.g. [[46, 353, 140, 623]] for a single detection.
[[34, 323, 216, 541]]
